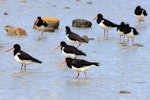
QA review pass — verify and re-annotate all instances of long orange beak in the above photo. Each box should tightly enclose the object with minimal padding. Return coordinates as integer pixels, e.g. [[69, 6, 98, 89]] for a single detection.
[[35, 19, 39, 24], [54, 45, 61, 50], [93, 16, 98, 20], [58, 60, 66, 66], [6, 47, 14, 52]]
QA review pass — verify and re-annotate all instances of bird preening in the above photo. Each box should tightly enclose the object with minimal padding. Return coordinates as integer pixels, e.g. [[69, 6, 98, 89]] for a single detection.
[[6, 44, 42, 70], [134, 6, 148, 25]]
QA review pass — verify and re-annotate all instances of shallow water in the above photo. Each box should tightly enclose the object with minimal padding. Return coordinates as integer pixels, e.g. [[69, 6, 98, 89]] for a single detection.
[[0, 0, 150, 100]]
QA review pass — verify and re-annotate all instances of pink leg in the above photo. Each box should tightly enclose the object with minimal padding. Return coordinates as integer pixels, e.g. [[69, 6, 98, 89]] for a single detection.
[[123, 35, 125, 41], [21, 64, 23, 70], [106, 30, 108, 37], [104, 30, 105, 36], [132, 38, 134, 44], [42, 31, 44, 37], [120, 35, 121, 41], [75, 72, 80, 79], [84, 71, 87, 79]]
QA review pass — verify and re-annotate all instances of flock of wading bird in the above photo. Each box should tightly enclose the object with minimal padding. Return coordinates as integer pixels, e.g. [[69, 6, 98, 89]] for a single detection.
[[6, 6, 147, 79]]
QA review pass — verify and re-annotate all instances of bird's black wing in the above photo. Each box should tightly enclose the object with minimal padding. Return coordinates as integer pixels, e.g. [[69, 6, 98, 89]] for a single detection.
[[18, 51, 42, 63]]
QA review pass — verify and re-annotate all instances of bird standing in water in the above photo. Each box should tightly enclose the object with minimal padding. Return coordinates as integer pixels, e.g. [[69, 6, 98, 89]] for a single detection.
[[6, 44, 42, 70], [35, 16, 48, 37], [134, 6, 148, 25], [93, 13, 118, 37], [65, 26, 88, 47]]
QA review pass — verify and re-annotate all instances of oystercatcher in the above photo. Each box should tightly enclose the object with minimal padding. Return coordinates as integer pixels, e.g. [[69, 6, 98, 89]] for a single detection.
[[93, 13, 118, 36], [117, 22, 126, 41], [65, 26, 88, 47], [54, 41, 86, 58], [134, 6, 148, 24], [35, 16, 48, 37], [123, 24, 139, 44], [6, 44, 42, 70], [65, 58, 99, 79]]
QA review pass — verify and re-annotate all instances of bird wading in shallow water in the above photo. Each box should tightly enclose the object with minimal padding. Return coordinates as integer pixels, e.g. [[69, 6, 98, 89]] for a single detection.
[[134, 6, 148, 25], [65, 26, 88, 47], [93, 13, 118, 37], [54, 41, 86, 59], [59, 57, 99, 79], [123, 24, 139, 44], [35, 16, 48, 37], [6, 44, 42, 70], [117, 22, 126, 41]]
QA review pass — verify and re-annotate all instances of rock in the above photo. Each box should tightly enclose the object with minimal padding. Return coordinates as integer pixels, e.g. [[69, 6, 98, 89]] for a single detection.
[[33, 17, 59, 32], [120, 90, 130, 94], [4, 12, 8, 15], [4, 25, 27, 36], [82, 35, 95, 42], [72, 19, 92, 27]]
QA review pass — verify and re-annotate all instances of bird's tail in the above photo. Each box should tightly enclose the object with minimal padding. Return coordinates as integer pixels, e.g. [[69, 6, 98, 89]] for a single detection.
[[113, 24, 119, 27], [92, 62, 100, 66], [33, 58, 42, 63]]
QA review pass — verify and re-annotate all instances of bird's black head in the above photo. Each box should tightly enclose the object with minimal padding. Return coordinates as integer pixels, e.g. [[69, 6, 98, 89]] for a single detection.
[[120, 22, 126, 26], [14, 44, 21, 50], [136, 6, 141, 10], [13, 44, 21, 56], [65, 58, 73, 68], [97, 14, 103, 19], [60, 41, 67, 47], [37, 16, 42, 20], [65, 26, 71, 33]]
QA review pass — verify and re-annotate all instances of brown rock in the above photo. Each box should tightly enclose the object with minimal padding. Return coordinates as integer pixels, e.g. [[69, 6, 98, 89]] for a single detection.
[[4, 25, 27, 36], [72, 19, 92, 27]]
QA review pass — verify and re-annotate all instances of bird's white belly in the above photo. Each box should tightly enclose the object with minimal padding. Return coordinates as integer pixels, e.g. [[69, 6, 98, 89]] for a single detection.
[[125, 32, 135, 38], [99, 22, 112, 30], [62, 50, 77, 58], [72, 66, 92, 72], [134, 14, 145, 21], [36, 25, 46, 31], [117, 30, 124, 36], [15, 54, 33, 65], [66, 36, 79, 45]]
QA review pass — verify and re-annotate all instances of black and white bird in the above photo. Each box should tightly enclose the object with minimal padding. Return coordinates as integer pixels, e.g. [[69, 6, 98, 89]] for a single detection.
[[65, 26, 88, 47], [6, 44, 42, 70], [93, 13, 118, 36], [65, 58, 99, 79], [117, 22, 126, 41], [55, 41, 86, 59], [134, 6, 148, 24], [123, 24, 139, 44], [35, 16, 48, 37]]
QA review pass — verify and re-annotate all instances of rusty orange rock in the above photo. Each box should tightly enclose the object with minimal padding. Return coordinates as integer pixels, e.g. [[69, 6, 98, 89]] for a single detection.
[[4, 25, 27, 36]]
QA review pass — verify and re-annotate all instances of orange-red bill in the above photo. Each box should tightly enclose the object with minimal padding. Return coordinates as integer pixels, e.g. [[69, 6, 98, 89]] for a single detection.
[[54, 45, 61, 50], [58, 60, 66, 66], [35, 19, 39, 24], [93, 16, 98, 20], [6, 47, 14, 52]]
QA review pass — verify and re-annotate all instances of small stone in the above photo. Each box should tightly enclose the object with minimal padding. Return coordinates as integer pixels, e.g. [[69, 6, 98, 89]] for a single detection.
[[120, 90, 130, 94], [87, 1, 92, 5], [82, 35, 95, 42], [63, 7, 70, 9], [4, 12, 8, 15]]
